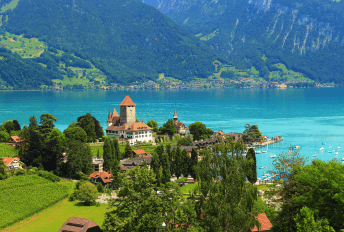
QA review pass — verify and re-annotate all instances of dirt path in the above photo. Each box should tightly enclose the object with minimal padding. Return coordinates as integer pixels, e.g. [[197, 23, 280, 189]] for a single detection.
[[2, 199, 68, 232]]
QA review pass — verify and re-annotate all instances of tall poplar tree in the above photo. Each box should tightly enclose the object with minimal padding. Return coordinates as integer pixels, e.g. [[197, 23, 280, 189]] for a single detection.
[[113, 137, 121, 161], [161, 152, 171, 184], [124, 141, 133, 159], [190, 148, 198, 179], [103, 138, 113, 172], [246, 148, 257, 184], [174, 147, 182, 179]]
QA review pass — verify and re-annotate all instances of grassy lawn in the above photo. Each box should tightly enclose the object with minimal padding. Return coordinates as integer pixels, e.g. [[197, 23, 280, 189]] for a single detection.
[[1, 0, 20, 13], [90, 145, 104, 157], [257, 184, 272, 191], [0, 144, 19, 157], [180, 183, 198, 194], [4, 201, 110, 232]]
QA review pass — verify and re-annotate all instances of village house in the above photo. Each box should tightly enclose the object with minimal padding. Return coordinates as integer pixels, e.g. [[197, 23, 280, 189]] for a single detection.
[[194, 138, 219, 150], [214, 130, 225, 138], [59, 217, 101, 232], [133, 149, 151, 157], [91, 156, 104, 172], [226, 133, 243, 141], [172, 104, 188, 134], [120, 156, 152, 171], [89, 171, 113, 186], [105, 96, 153, 145], [6, 136, 24, 147], [2, 157, 24, 170]]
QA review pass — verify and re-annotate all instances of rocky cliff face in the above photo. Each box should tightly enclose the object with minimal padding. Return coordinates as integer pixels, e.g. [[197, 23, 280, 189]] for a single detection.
[[152, 0, 344, 83]]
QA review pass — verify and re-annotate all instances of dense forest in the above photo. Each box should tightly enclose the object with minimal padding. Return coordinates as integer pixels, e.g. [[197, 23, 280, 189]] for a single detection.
[[0, 48, 57, 89], [3, 0, 218, 85], [157, 0, 344, 84]]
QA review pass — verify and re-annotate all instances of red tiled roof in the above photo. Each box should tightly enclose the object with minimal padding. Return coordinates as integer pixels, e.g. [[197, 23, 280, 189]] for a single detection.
[[1, 157, 20, 166], [89, 171, 113, 184], [216, 130, 225, 135], [106, 122, 152, 132], [174, 121, 185, 128], [134, 150, 147, 155], [8, 136, 24, 143], [252, 213, 272, 231], [120, 96, 135, 106]]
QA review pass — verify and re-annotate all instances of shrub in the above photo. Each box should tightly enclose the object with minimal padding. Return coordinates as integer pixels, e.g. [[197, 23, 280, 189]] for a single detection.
[[37, 170, 60, 182], [97, 183, 105, 193]]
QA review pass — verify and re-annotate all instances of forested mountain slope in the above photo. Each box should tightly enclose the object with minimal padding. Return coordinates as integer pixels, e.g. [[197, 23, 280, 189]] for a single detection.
[[2, 0, 218, 84], [155, 0, 344, 83]]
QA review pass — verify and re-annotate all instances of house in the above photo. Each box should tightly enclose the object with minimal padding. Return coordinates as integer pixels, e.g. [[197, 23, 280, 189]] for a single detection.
[[92, 156, 104, 172], [58, 217, 101, 232], [252, 213, 272, 231], [121, 157, 152, 171], [133, 149, 151, 157], [226, 133, 243, 141], [214, 130, 225, 138], [105, 96, 153, 145], [261, 135, 268, 140], [89, 171, 113, 185], [194, 138, 219, 149], [2, 157, 24, 170], [6, 136, 24, 147]]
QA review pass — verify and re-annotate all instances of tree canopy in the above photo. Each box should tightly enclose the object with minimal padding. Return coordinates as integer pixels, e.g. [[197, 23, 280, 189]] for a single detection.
[[189, 122, 213, 141]]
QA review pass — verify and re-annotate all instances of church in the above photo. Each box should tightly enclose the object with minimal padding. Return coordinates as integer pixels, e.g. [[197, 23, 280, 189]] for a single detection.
[[172, 104, 188, 134], [106, 96, 153, 145]]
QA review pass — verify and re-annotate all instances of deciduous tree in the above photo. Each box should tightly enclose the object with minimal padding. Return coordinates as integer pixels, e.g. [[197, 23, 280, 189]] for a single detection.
[[0, 157, 7, 180], [147, 120, 158, 132], [63, 122, 87, 143], [124, 141, 133, 159], [40, 113, 57, 129], [29, 116, 39, 130], [75, 182, 98, 206], [77, 113, 97, 142]]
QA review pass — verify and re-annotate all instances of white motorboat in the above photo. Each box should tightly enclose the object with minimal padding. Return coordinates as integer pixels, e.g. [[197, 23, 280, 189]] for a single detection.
[[320, 147, 324, 151], [335, 152, 339, 155], [270, 154, 276, 158], [328, 150, 335, 153], [340, 158, 344, 161]]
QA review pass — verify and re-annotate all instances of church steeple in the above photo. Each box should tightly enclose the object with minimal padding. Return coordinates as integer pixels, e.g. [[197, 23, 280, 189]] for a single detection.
[[173, 103, 178, 124]]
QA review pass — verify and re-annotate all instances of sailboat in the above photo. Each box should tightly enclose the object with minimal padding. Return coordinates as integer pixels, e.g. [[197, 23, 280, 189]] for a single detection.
[[259, 152, 266, 169], [320, 147, 324, 151]]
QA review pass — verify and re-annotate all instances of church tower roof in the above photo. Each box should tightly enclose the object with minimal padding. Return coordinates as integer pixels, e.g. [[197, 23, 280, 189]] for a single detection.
[[120, 96, 136, 106], [112, 107, 119, 117], [173, 103, 178, 119], [107, 108, 112, 122]]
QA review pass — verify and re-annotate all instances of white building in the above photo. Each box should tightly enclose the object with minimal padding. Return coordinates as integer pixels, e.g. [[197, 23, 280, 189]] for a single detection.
[[105, 96, 153, 145]]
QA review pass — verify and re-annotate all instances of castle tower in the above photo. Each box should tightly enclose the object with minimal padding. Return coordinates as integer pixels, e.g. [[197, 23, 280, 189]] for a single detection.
[[119, 96, 136, 125], [173, 103, 178, 124]]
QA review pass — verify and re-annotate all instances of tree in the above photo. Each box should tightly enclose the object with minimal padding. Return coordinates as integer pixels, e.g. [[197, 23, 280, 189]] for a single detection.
[[147, 120, 158, 132], [181, 149, 191, 178], [63, 122, 87, 143], [246, 148, 257, 184], [103, 138, 114, 172], [124, 140, 133, 159], [112, 137, 121, 161], [75, 182, 98, 205], [103, 166, 182, 231], [161, 152, 171, 184], [174, 147, 183, 179], [189, 122, 213, 141], [0, 130, 10, 142], [192, 140, 259, 231], [271, 160, 344, 231], [66, 140, 93, 179], [77, 113, 97, 142], [77, 114, 104, 141], [158, 119, 176, 135], [294, 207, 335, 232], [29, 116, 39, 130], [190, 148, 198, 179], [151, 153, 162, 186], [19, 130, 44, 168], [40, 113, 57, 129], [3, 121, 14, 134], [12, 120, 21, 131], [0, 157, 7, 180], [242, 124, 262, 143]]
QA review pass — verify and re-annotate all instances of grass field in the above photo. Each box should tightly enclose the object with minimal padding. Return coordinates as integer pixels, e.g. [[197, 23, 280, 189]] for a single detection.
[[180, 183, 198, 194], [0, 0, 20, 13], [4, 201, 109, 232], [0, 176, 73, 229], [0, 144, 19, 157]]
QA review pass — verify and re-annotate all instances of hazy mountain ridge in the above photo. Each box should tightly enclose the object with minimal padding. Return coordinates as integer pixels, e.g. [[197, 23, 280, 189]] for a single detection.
[[154, 0, 344, 83]]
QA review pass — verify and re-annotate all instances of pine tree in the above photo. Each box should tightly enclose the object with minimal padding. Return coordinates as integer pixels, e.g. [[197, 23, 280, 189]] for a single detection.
[[181, 149, 191, 178], [246, 148, 257, 184], [174, 147, 182, 179], [190, 148, 198, 179], [151, 153, 161, 186], [124, 141, 133, 159], [103, 138, 113, 172], [29, 116, 39, 130], [161, 152, 171, 184], [113, 137, 121, 161]]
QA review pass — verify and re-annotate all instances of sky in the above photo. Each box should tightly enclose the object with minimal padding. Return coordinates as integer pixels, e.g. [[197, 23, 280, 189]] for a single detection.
[[141, 0, 159, 8]]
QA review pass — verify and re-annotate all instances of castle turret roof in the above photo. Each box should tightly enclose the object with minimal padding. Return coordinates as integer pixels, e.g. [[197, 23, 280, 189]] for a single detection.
[[112, 107, 119, 117], [120, 96, 135, 106], [107, 108, 112, 122]]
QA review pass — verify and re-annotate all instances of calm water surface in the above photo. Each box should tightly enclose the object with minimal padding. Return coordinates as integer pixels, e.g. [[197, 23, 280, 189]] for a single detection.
[[1, 88, 344, 176]]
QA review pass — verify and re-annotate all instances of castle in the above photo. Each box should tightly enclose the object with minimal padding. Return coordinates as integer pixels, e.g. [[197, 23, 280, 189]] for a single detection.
[[106, 96, 153, 145]]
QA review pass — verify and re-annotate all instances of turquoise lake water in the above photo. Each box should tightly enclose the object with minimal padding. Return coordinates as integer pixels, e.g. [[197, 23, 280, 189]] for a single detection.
[[1, 88, 344, 176]]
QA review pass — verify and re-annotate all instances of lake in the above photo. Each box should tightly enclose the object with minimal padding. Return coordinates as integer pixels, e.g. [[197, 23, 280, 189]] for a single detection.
[[1, 88, 344, 176]]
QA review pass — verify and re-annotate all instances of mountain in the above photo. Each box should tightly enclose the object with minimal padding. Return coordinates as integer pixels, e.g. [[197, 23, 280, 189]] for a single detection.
[[2, 0, 218, 85], [154, 0, 344, 84]]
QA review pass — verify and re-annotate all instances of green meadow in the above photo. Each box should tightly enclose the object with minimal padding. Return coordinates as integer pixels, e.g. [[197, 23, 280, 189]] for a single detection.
[[0, 144, 19, 157]]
